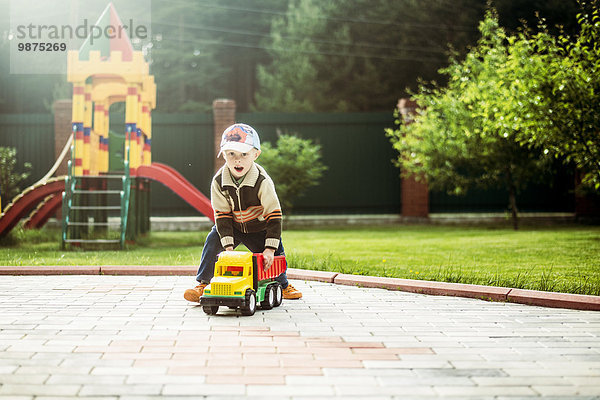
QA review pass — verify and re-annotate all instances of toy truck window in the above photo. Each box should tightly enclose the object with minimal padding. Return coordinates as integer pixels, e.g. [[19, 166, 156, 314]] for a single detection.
[[223, 266, 244, 277]]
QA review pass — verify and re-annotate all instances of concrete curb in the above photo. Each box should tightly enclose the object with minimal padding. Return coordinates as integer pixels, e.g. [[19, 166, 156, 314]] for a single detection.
[[100, 265, 198, 275], [0, 266, 100, 275], [506, 288, 600, 311], [286, 268, 600, 311], [1, 265, 598, 311], [0, 265, 199, 276]]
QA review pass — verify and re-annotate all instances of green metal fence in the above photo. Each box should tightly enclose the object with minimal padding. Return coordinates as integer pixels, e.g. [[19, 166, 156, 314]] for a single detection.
[[94, 112, 213, 216], [430, 179, 575, 213], [238, 112, 401, 214], [149, 113, 214, 216], [0, 112, 575, 216], [0, 114, 54, 188]]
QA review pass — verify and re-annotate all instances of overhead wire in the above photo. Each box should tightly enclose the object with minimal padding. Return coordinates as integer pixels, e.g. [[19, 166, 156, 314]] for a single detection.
[[151, 20, 449, 56], [152, 34, 446, 63], [148, 0, 477, 63], [176, 0, 479, 32]]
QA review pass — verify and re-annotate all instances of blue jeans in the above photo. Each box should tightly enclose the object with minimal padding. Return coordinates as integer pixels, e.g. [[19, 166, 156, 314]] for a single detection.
[[196, 225, 289, 288]]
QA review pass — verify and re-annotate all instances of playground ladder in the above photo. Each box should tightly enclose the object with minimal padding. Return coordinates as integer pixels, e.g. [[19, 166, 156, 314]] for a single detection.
[[61, 166, 131, 249]]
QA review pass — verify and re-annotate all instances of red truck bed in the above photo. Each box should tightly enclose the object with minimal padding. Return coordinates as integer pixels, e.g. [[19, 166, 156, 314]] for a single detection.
[[254, 254, 287, 281]]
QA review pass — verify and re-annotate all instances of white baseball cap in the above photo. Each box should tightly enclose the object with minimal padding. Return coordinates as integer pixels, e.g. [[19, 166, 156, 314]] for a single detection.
[[218, 123, 261, 157]]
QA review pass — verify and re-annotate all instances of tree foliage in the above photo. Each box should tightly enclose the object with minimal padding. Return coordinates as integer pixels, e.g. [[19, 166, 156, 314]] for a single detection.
[[0, 147, 31, 207], [149, 2, 231, 113], [0, 0, 582, 113], [386, 11, 553, 229], [254, 0, 332, 112], [254, 0, 487, 112], [504, 1, 600, 191], [148, 0, 291, 113], [258, 134, 327, 214]]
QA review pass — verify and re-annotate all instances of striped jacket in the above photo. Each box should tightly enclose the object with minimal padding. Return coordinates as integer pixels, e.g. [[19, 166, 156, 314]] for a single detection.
[[211, 163, 282, 250]]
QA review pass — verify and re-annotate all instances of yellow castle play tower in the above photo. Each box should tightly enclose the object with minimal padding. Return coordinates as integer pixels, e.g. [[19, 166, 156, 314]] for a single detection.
[[62, 2, 155, 248]]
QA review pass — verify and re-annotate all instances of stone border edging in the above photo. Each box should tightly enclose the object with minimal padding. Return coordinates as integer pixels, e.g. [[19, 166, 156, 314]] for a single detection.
[[0, 265, 198, 276], [285, 268, 600, 311], [0, 265, 598, 311]]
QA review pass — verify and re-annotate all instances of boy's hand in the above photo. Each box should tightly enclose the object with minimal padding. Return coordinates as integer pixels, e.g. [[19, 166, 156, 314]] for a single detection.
[[224, 246, 234, 252], [263, 248, 275, 271]]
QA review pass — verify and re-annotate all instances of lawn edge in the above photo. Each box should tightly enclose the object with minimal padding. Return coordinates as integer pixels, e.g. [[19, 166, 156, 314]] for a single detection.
[[0, 265, 598, 311], [285, 269, 600, 311]]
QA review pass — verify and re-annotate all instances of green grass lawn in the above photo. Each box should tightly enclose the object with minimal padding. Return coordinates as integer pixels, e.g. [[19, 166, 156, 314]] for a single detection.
[[1, 223, 599, 295]]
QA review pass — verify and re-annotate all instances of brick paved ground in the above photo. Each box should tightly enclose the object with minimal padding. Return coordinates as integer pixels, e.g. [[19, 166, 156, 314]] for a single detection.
[[0, 275, 599, 399]]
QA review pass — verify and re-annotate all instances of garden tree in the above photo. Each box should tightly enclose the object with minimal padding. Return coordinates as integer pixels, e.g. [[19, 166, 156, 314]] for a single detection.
[[254, 0, 333, 112], [257, 134, 327, 215], [253, 0, 580, 113], [207, 0, 290, 112], [502, 1, 600, 191], [0, 0, 582, 113], [151, 0, 287, 112], [150, 0, 288, 112], [0, 147, 31, 206], [494, 0, 580, 35], [322, 0, 486, 112], [254, 0, 487, 112], [134, 0, 582, 113], [386, 11, 552, 230], [149, 2, 225, 113]]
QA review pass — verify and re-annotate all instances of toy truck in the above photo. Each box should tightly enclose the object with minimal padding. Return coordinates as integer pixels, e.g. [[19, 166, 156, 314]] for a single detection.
[[200, 251, 286, 316]]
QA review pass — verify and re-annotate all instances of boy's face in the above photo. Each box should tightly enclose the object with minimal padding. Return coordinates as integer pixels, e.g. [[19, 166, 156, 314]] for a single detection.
[[223, 148, 260, 178]]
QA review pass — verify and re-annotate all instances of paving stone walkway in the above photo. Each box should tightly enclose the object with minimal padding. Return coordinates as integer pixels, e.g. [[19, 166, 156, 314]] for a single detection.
[[0, 275, 599, 399]]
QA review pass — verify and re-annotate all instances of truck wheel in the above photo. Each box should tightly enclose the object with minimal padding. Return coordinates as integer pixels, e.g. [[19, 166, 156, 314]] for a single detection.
[[261, 285, 275, 310], [273, 283, 283, 307], [203, 305, 219, 315], [241, 289, 256, 316]]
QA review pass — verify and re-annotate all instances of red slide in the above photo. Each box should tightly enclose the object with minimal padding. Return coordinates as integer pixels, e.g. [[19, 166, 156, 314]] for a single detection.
[[23, 193, 63, 229], [136, 162, 214, 221], [0, 178, 65, 237]]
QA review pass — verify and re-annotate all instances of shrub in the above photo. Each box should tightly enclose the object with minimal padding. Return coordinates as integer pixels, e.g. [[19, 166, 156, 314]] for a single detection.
[[0, 147, 31, 209], [259, 134, 327, 214]]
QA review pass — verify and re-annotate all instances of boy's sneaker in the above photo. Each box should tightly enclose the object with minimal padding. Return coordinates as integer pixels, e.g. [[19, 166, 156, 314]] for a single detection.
[[183, 283, 208, 303], [282, 284, 302, 300]]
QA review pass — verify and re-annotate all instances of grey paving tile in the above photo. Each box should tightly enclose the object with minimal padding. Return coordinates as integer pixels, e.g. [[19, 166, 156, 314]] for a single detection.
[[36, 397, 116, 400], [162, 383, 246, 396], [496, 397, 599, 400], [337, 385, 437, 396], [435, 385, 538, 396], [414, 368, 508, 378], [0, 397, 34, 400], [0, 374, 48, 384], [247, 384, 335, 396], [323, 367, 416, 377], [79, 384, 163, 396], [0, 384, 81, 396], [46, 374, 126, 385]]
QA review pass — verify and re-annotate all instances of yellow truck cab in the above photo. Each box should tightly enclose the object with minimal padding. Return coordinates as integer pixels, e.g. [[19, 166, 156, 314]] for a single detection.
[[200, 251, 285, 316]]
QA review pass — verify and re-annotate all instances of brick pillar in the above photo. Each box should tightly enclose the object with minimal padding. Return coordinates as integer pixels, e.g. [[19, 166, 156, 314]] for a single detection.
[[575, 171, 600, 219], [398, 98, 429, 218], [212, 99, 236, 173], [53, 99, 73, 177], [401, 175, 429, 218]]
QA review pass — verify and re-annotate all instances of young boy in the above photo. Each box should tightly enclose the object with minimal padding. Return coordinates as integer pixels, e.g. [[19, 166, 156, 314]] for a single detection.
[[184, 123, 302, 302]]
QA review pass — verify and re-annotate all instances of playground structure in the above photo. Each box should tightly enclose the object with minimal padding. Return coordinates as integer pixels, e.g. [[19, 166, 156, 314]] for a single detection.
[[0, 3, 213, 247]]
